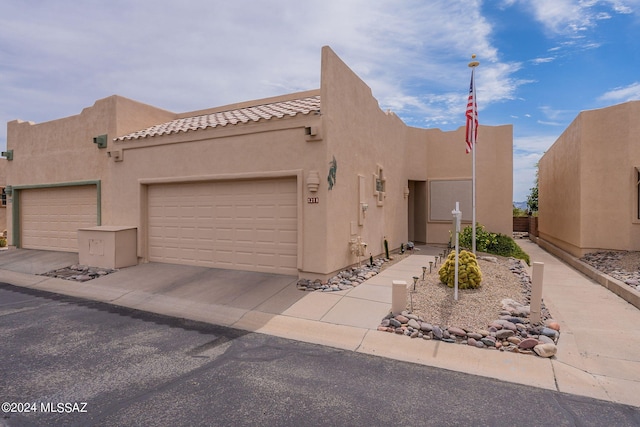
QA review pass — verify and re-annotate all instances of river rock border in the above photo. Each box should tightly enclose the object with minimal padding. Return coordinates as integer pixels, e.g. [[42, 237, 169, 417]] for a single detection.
[[296, 257, 389, 292], [378, 258, 561, 358]]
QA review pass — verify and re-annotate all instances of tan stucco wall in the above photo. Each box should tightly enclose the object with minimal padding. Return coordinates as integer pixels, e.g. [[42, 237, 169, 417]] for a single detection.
[[4, 96, 176, 245], [539, 101, 640, 256], [5, 46, 514, 276], [319, 47, 512, 270], [320, 46, 410, 273], [111, 109, 321, 272], [422, 124, 513, 243]]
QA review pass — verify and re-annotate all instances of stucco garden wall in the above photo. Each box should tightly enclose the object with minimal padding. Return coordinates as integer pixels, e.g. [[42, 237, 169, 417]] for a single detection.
[[539, 101, 640, 256]]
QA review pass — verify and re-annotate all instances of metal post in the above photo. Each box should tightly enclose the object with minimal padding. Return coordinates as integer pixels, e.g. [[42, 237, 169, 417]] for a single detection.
[[452, 201, 462, 301], [531, 262, 544, 324], [468, 55, 479, 255]]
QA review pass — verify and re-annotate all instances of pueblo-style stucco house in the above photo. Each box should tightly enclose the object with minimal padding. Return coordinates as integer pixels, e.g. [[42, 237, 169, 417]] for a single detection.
[[3, 46, 513, 278], [537, 100, 640, 257]]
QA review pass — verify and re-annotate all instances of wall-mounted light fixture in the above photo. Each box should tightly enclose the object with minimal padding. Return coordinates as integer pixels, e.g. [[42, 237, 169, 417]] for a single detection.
[[1, 150, 13, 161], [304, 124, 322, 141], [93, 134, 108, 149], [307, 170, 320, 192]]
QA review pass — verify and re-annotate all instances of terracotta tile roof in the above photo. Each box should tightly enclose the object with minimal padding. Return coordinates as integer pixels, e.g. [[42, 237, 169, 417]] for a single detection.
[[115, 95, 321, 141]]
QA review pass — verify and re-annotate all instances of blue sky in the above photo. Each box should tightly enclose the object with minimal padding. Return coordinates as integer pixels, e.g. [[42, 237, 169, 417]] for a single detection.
[[2, 0, 640, 202]]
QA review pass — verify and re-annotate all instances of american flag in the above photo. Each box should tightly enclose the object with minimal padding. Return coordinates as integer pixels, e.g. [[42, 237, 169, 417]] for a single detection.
[[465, 69, 478, 154]]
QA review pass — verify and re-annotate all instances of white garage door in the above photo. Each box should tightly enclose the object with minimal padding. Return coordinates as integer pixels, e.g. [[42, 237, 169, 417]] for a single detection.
[[147, 178, 298, 275], [21, 186, 98, 252]]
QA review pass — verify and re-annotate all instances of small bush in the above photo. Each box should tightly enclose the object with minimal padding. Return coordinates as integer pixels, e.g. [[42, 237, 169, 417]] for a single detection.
[[459, 223, 497, 253], [0, 238, 6, 248], [459, 223, 530, 265]]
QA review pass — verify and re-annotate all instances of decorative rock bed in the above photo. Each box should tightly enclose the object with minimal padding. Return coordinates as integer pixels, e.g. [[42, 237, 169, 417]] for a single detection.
[[377, 258, 560, 358], [296, 257, 389, 292], [580, 251, 640, 291], [40, 265, 118, 282], [296, 250, 560, 358]]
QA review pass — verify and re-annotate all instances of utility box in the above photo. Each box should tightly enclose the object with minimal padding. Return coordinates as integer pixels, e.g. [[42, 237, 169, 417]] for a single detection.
[[78, 226, 138, 269]]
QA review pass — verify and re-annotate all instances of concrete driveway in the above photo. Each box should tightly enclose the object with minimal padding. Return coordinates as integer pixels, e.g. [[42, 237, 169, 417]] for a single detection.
[[0, 248, 304, 329], [0, 248, 79, 275]]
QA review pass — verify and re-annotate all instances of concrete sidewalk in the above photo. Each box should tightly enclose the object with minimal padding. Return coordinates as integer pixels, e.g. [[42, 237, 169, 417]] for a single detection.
[[0, 242, 638, 407]]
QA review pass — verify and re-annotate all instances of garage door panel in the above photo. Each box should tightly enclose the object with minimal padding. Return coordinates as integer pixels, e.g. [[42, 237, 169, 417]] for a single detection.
[[21, 186, 98, 252], [280, 229, 297, 244], [148, 178, 297, 274]]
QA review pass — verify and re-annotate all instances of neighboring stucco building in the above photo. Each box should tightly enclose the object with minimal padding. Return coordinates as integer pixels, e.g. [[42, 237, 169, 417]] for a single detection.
[[538, 100, 640, 257], [4, 46, 513, 277]]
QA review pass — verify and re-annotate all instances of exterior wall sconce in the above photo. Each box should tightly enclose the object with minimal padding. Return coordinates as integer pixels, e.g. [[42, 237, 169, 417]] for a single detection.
[[307, 170, 320, 192], [1, 150, 13, 161], [93, 134, 108, 149], [361, 203, 368, 213], [404, 187, 410, 198], [304, 125, 322, 141]]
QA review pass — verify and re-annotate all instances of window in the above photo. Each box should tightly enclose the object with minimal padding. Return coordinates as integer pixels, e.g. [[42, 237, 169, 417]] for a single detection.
[[429, 179, 472, 222], [0, 187, 5, 208]]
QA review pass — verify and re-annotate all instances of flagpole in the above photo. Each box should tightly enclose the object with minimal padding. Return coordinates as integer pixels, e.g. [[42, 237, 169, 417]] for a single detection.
[[468, 55, 479, 254]]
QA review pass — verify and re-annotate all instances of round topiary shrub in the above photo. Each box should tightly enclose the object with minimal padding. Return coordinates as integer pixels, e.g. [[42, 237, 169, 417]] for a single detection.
[[438, 250, 482, 289]]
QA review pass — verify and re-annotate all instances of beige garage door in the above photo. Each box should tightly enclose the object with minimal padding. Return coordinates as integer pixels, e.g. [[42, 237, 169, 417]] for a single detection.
[[147, 178, 297, 274], [21, 186, 98, 252]]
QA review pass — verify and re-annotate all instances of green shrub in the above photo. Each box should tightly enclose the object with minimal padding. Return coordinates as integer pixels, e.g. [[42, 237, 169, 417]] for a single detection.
[[0, 238, 6, 248], [459, 223, 530, 265], [459, 223, 497, 253], [438, 249, 482, 289]]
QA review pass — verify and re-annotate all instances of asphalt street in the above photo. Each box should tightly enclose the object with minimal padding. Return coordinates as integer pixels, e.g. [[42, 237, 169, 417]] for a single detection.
[[1, 283, 639, 427]]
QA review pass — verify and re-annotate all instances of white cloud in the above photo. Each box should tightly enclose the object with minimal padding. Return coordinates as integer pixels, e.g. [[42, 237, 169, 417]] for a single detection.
[[525, 0, 588, 35], [531, 57, 555, 64], [513, 0, 639, 39], [539, 105, 576, 122], [514, 135, 557, 153], [0, 0, 526, 138], [511, 135, 556, 201], [598, 82, 640, 102], [603, 0, 637, 13], [537, 120, 565, 126]]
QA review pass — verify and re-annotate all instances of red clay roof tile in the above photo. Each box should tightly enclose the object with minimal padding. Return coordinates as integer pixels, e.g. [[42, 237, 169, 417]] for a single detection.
[[115, 95, 320, 141]]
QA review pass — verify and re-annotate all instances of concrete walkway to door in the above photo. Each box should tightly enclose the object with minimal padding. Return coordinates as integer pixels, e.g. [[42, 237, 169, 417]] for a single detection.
[[0, 240, 639, 408]]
